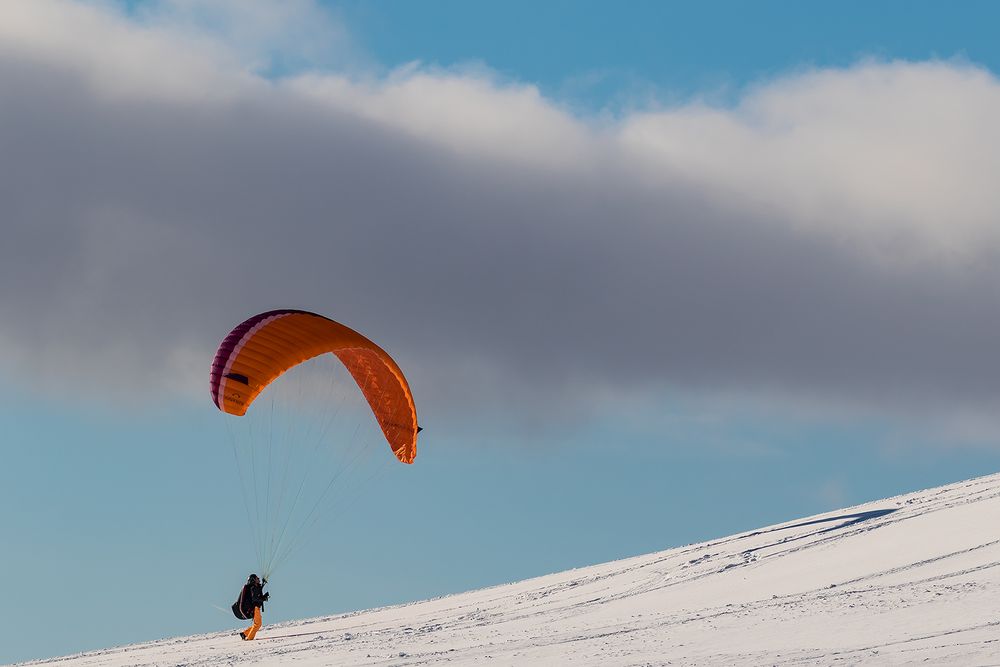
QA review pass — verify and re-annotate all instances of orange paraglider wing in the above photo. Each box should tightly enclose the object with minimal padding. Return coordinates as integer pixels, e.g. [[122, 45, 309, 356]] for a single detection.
[[210, 310, 418, 463]]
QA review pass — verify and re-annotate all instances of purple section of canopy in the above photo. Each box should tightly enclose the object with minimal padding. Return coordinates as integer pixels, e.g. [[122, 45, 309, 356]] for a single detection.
[[209, 309, 313, 409]]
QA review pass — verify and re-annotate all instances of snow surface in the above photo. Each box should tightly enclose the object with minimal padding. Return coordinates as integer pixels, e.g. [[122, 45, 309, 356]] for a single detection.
[[16, 473, 1000, 666]]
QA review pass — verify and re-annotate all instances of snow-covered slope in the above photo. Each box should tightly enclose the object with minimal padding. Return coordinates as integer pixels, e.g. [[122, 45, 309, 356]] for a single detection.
[[19, 473, 1000, 666]]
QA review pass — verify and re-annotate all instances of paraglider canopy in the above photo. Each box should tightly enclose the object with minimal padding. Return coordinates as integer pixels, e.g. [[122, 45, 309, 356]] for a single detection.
[[210, 309, 419, 463]]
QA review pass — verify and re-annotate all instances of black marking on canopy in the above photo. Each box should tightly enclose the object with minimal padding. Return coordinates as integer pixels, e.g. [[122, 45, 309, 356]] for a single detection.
[[225, 372, 250, 385]]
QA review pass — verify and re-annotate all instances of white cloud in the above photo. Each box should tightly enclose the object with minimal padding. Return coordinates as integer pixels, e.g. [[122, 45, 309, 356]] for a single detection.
[[621, 60, 1000, 261], [0, 0, 252, 103], [289, 68, 597, 169]]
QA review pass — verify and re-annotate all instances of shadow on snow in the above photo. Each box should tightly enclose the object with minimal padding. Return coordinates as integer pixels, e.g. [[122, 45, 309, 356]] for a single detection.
[[742, 509, 898, 555]]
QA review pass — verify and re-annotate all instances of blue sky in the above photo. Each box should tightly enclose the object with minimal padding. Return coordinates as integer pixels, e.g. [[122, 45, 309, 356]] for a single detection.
[[331, 0, 1000, 106], [4, 0, 1000, 662]]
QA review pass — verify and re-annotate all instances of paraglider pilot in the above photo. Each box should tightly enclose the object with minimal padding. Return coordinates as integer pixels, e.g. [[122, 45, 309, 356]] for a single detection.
[[232, 574, 269, 640]]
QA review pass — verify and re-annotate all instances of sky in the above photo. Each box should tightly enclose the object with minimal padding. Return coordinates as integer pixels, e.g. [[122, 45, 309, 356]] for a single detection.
[[4, 0, 1000, 662]]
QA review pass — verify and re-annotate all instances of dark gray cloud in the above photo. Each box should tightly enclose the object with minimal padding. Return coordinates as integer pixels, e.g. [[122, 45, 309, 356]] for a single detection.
[[2, 2, 1000, 434]]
